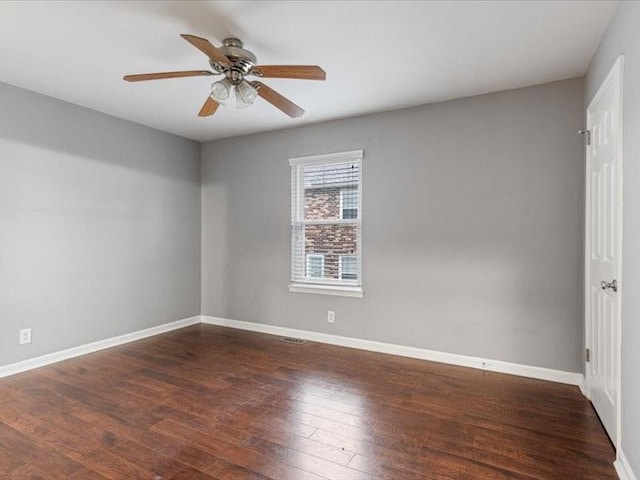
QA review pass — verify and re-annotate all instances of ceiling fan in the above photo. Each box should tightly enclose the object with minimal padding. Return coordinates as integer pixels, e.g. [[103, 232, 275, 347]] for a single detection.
[[123, 34, 326, 118]]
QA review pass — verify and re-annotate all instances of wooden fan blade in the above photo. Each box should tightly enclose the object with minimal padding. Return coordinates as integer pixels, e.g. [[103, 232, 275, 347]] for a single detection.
[[198, 97, 220, 117], [252, 81, 304, 118], [252, 65, 326, 81], [180, 34, 230, 65], [123, 70, 213, 82]]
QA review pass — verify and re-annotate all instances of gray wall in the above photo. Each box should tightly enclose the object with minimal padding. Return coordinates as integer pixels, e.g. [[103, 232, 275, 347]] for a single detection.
[[201, 78, 585, 373], [0, 82, 201, 367], [586, 1, 640, 474]]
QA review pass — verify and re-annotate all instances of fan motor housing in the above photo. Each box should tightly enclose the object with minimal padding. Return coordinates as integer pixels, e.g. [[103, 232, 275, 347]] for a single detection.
[[210, 37, 257, 76]]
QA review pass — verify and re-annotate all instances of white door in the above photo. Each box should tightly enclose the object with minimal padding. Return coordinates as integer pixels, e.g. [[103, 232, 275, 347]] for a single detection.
[[585, 56, 623, 445]]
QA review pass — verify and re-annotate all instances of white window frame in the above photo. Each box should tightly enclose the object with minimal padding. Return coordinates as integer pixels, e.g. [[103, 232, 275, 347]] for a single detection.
[[339, 188, 359, 220], [305, 253, 325, 279], [289, 149, 363, 298], [338, 255, 358, 281]]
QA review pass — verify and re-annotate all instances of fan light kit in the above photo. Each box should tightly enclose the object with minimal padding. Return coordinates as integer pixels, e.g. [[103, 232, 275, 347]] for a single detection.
[[124, 35, 326, 118]]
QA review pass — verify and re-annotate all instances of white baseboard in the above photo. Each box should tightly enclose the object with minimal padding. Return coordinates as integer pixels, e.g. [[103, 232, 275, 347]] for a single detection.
[[616, 450, 638, 480], [201, 316, 583, 386], [0, 316, 201, 379], [0, 314, 585, 388]]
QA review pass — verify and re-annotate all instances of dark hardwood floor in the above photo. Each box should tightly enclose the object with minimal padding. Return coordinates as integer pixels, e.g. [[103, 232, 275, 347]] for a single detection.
[[0, 324, 616, 479]]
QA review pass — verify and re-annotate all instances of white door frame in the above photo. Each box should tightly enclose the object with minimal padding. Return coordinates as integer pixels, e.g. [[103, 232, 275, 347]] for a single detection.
[[584, 55, 624, 451]]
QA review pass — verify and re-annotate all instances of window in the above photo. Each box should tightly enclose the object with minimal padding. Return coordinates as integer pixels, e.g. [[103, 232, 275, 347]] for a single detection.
[[340, 188, 358, 220], [306, 254, 325, 278], [289, 150, 363, 297], [339, 255, 358, 281]]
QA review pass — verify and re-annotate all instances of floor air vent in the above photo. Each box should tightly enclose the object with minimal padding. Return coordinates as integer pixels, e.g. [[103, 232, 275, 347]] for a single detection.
[[280, 337, 306, 345]]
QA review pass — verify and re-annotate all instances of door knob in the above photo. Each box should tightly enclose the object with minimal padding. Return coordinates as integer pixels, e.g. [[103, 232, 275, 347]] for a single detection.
[[601, 279, 618, 292]]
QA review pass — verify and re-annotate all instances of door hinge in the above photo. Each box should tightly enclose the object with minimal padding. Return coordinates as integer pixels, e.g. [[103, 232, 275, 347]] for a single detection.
[[578, 129, 591, 145], [586, 348, 591, 363]]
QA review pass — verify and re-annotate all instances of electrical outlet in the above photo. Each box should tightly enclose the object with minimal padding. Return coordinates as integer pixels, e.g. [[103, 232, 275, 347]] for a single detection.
[[327, 310, 335, 323], [19, 328, 32, 345]]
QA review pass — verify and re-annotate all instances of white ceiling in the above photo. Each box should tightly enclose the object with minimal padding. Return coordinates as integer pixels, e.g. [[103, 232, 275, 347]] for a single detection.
[[0, 1, 617, 142]]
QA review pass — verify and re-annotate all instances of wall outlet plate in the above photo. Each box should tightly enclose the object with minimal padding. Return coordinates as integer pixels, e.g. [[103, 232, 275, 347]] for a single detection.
[[327, 310, 335, 323], [19, 328, 32, 345]]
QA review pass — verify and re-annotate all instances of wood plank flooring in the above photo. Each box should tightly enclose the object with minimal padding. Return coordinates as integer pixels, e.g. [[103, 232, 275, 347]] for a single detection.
[[0, 324, 616, 479]]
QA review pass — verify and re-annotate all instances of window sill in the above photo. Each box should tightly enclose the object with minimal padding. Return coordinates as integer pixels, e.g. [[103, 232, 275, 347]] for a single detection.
[[288, 284, 364, 298]]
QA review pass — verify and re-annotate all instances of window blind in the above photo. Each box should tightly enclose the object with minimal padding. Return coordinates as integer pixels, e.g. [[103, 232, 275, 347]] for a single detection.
[[290, 150, 363, 288]]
